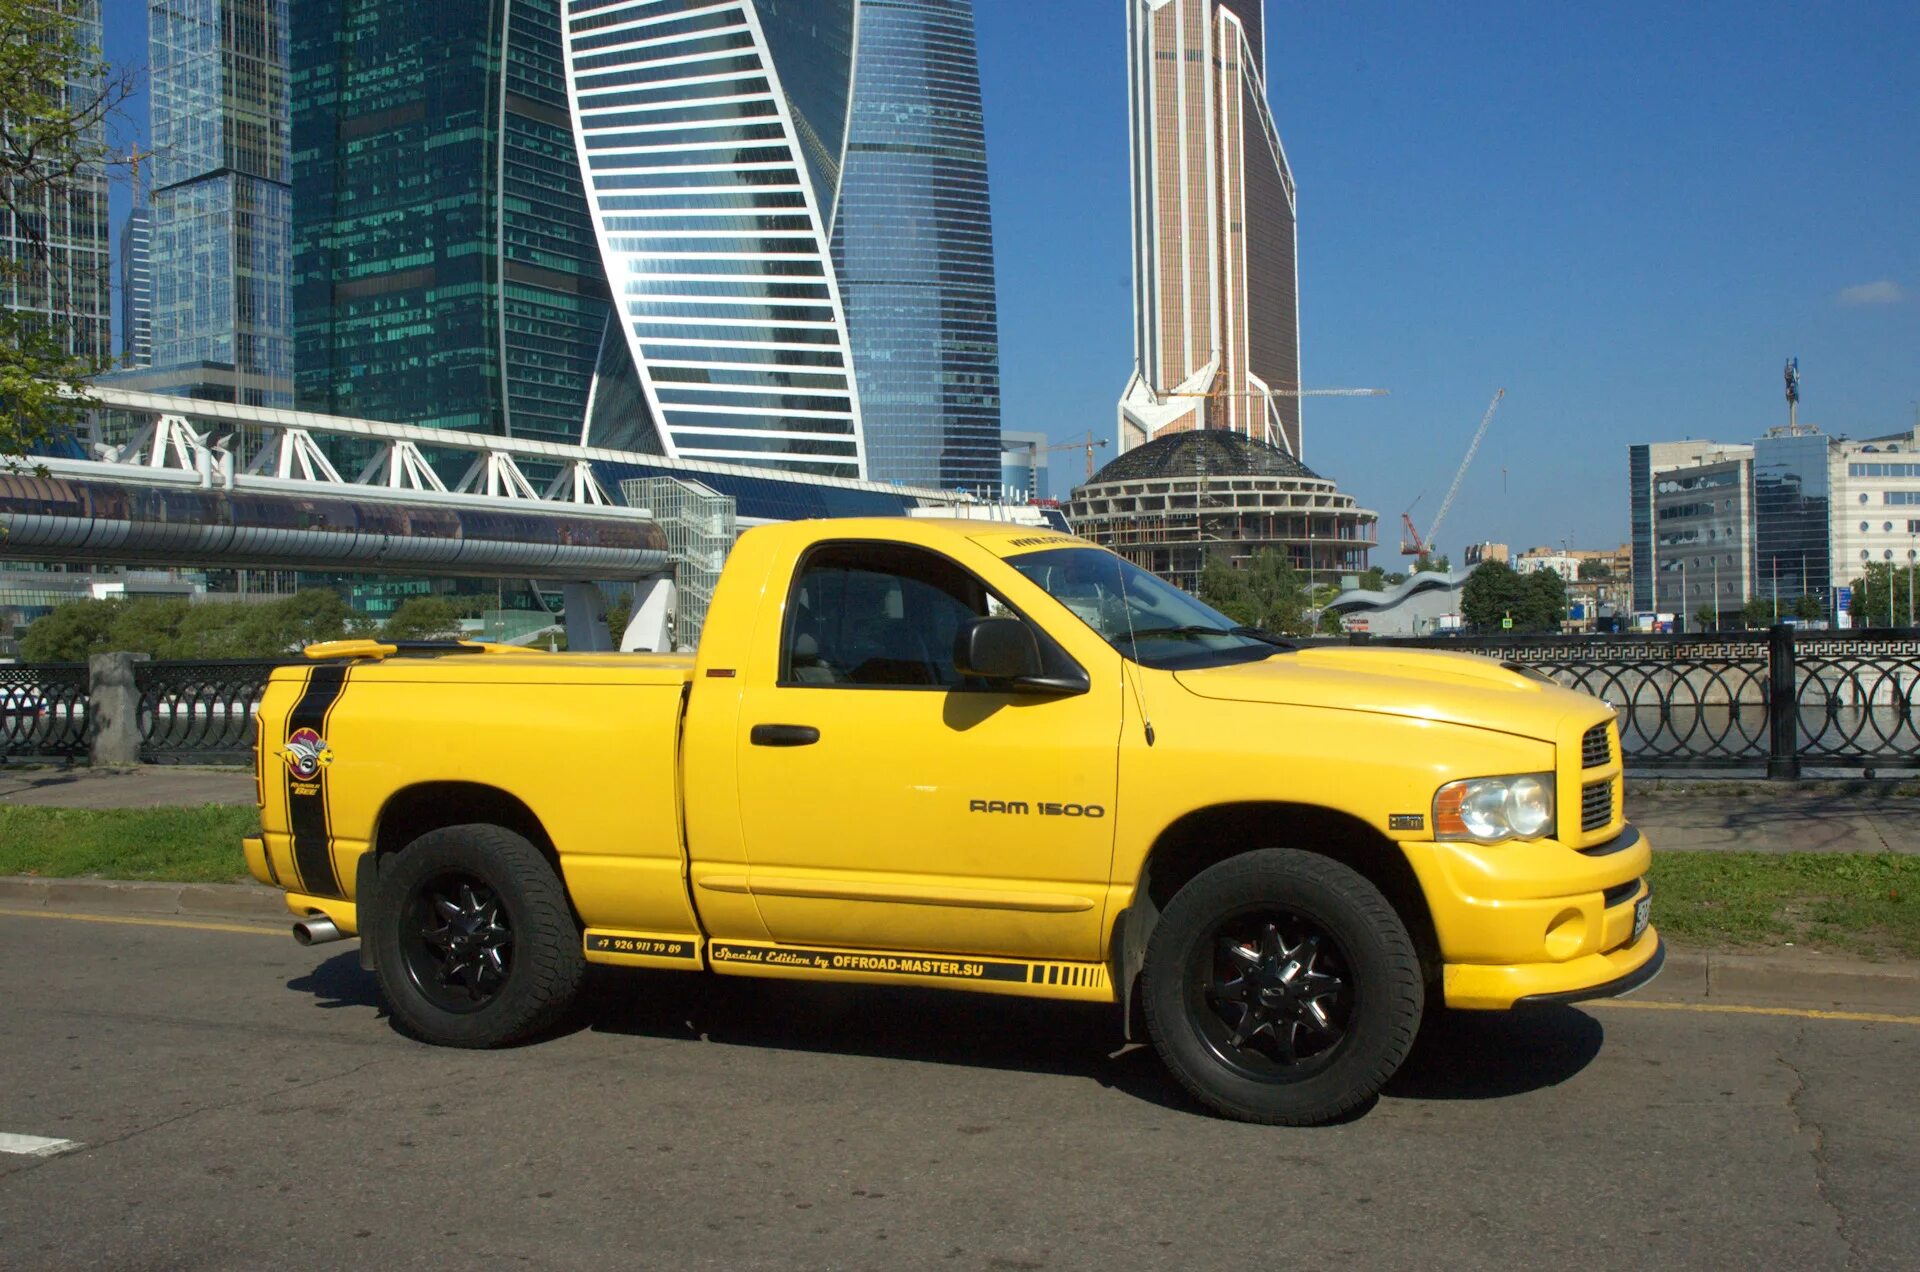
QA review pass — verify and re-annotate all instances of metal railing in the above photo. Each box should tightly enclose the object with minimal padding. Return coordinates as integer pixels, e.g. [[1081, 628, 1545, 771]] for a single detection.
[[3, 627, 1918, 775], [0, 663, 91, 762], [1316, 625, 1920, 774], [134, 660, 280, 765]]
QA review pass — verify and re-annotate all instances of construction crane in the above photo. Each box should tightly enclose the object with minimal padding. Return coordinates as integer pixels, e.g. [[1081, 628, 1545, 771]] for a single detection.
[[1398, 496, 1426, 556], [1401, 388, 1505, 559], [1017, 431, 1111, 481]]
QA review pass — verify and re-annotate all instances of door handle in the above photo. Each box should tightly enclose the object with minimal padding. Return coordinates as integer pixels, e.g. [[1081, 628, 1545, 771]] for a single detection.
[[750, 723, 820, 747]]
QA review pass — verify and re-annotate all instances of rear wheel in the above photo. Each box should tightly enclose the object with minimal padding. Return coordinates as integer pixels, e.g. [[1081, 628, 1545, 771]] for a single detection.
[[371, 824, 584, 1048], [1142, 849, 1423, 1124]]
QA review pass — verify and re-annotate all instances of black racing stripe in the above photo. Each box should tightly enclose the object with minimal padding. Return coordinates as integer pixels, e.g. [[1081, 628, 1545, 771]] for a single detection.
[[286, 664, 349, 898]]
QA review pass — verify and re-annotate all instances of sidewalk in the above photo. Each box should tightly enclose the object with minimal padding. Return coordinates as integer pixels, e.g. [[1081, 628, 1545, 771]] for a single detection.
[[1632, 790, 1919, 855], [0, 766, 254, 809]]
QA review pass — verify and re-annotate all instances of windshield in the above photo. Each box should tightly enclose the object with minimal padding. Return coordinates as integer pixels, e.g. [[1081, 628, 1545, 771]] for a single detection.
[[1006, 547, 1288, 669]]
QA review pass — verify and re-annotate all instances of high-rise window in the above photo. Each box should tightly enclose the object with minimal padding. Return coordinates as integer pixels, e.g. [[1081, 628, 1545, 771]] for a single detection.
[[832, 0, 1001, 493]]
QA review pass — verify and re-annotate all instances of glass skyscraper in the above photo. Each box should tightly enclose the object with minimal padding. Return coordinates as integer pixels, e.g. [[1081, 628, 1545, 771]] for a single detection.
[[292, 0, 608, 442], [1117, 0, 1303, 458], [147, 0, 293, 405], [1, 0, 110, 367], [118, 206, 152, 368], [565, 0, 867, 477], [832, 0, 1001, 492]]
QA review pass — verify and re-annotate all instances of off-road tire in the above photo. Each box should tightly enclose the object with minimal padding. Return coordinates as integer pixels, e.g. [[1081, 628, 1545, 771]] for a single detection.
[[371, 823, 585, 1048], [1142, 849, 1424, 1124]]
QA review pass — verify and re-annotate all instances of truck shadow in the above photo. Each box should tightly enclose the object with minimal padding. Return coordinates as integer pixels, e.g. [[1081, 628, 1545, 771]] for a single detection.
[[573, 969, 1606, 1116], [282, 957, 1605, 1117]]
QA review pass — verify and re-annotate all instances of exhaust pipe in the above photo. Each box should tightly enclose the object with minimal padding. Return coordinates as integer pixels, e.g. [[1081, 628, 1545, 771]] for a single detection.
[[292, 914, 347, 946]]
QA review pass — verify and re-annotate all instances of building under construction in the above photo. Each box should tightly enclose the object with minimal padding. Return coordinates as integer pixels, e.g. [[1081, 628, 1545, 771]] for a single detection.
[[1067, 431, 1376, 592]]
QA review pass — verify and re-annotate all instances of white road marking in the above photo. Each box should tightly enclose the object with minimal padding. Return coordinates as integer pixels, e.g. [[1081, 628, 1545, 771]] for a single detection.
[[0, 1133, 81, 1158]]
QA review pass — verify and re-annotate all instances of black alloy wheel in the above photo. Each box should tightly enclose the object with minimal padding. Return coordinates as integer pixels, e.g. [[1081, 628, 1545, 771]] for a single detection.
[[400, 872, 514, 1013], [1142, 848, 1423, 1125], [369, 823, 586, 1048], [1192, 909, 1353, 1082]]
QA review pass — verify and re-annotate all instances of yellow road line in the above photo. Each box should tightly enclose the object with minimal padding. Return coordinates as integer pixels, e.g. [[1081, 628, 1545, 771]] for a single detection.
[[0, 907, 282, 937], [1593, 998, 1920, 1026]]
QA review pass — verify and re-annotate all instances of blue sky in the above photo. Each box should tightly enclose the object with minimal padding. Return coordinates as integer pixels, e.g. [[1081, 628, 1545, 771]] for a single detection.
[[101, 1, 1919, 557]]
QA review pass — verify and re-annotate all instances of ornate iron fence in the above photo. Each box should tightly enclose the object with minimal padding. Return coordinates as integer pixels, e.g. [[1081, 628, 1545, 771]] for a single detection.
[[134, 660, 281, 764], [0, 663, 90, 762], [1322, 625, 1920, 773], [3, 629, 1918, 774]]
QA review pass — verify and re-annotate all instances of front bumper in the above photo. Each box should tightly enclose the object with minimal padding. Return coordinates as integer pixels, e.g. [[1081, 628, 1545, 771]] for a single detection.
[[1400, 822, 1661, 1010]]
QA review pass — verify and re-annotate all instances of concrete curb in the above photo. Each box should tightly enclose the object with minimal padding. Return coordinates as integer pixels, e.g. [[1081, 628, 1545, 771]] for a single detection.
[[1645, 947, 1920, 1015], [0, 875, 287, 922]]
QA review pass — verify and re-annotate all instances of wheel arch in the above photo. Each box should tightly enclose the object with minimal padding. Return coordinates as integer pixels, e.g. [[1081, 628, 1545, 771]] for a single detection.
[[1111, 801, 1441, 1039], [356, 782, 571, 974], [370, 782, 564, 878]]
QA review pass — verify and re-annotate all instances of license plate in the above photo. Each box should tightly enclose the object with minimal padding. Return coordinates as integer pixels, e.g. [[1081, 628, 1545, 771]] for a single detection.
[[1632, 895, 1651, 942]]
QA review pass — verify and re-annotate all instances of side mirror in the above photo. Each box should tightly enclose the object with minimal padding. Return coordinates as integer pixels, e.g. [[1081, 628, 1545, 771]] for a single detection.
[[954, 615, 1042, 681]]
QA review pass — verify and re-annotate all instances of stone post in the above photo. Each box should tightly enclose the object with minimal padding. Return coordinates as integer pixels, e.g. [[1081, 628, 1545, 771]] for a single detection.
[[88, 652, 148, 767]]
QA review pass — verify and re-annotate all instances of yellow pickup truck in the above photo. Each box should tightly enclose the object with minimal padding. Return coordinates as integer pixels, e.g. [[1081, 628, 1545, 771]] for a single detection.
[[247, 517, 1659, 1124]]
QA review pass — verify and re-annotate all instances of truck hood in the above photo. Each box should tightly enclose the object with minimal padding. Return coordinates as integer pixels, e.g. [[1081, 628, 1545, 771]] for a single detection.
[[1172, 647, 1594, 741]]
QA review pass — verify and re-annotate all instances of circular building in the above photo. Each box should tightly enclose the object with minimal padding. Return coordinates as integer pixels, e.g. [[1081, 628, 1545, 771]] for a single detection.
[[1067, 430, 1377, 592]]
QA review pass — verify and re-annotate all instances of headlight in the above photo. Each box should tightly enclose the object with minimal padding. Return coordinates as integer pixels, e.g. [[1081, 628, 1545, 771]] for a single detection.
[[1433, 773, 1555, 842]]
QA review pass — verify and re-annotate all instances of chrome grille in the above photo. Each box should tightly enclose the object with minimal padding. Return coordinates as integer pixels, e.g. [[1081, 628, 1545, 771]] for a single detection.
[[1581, 779, 1614, 832], [1581, 722, 1612, 769]]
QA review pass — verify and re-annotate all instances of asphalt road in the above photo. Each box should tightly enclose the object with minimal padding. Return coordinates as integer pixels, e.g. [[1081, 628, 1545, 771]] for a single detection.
[[1, 912, 1916, 1271]]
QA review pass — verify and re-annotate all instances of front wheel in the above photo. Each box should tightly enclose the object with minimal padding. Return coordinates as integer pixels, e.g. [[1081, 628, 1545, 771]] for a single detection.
[[1142, 849, 1424, 1124], [370, 824, 585, 1048]]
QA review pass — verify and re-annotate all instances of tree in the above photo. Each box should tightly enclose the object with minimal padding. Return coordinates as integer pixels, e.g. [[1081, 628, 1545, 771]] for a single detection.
[[16, 596, 116, 661], [1791, 594, 1822, 624], [16, 589, 364, 661], [1357, 566, 1387, 592], [1197, 549, 1311, 635], [382, 596, 465, 641], [0, 0, 138, 463], [1578, 559, 1614, 580], [1694, 604, 1717, 632], [1742, 596, 1774, 629], [1317, 605, 1344, 635], [1413, 554, 1450, 574], [1460, 560, 1525, 631], [1849, 565, 1916, 629], [1520, 568, 1568, 631]]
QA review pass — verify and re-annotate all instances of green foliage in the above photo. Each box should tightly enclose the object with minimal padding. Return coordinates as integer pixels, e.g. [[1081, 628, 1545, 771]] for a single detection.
[[1742, 596, 1776, 628], [1357, 566, 1387, 592], [1413, 554, 1450, 574], [1197, 549, 1311, 635], [0, 0, 137, 463], [1694, 604, 1718, 631], [1460, 560, 1565, 632], [1577, 558, 1614, 580], [1316, 605, 1344, 635], [0, 805, 259, 883], [17, 590, 367, 661], [1848, 564, 1918, 629], [381, 596, 465, 641], [1791, 593, 1822, 623]]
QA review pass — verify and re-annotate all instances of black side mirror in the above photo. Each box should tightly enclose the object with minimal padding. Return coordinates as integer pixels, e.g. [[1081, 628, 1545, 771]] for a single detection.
[[954, 615, 1042, 681]]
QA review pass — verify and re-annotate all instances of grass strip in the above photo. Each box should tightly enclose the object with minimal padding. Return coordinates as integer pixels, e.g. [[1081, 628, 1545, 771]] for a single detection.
[[1, 808, 1914, 960], [1650, 851, 1918, 959], [0, 805, 260, 883]]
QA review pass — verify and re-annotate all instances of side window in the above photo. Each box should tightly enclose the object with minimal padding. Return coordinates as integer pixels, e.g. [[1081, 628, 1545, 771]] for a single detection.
[[783, 543, 994, 689]]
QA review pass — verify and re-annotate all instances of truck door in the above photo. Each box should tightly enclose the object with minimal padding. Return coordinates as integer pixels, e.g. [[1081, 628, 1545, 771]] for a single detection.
[[733, 540, 1121, 962]]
